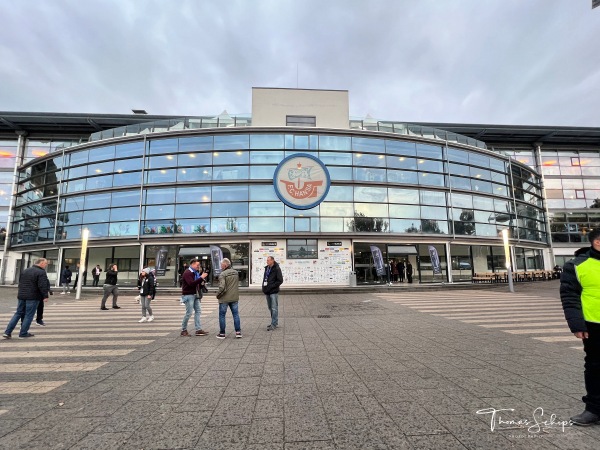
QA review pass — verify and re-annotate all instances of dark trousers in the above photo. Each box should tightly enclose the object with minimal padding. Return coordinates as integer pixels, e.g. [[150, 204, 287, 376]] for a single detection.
[[36, 300, 44, 323], [583, 321, 600, 415], [93, 275, 100, 287]]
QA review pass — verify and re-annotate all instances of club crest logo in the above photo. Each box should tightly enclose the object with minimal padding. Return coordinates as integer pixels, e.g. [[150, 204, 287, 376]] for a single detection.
[[273, 154, 331, 210]]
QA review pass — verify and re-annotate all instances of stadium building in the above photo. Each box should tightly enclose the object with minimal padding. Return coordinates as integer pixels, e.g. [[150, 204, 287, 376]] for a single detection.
[[0, 87, 598, 288]]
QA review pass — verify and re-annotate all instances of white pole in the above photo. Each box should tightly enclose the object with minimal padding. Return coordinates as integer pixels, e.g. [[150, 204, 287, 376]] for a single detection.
[[502, 229, 514, 293], [75, 229, 89, 300]]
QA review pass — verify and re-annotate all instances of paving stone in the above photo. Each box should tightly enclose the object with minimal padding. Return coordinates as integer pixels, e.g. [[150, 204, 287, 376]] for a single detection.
[[248, 417, 284, 443]]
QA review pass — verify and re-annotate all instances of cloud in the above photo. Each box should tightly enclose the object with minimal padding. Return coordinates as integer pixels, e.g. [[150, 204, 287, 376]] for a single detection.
[[0, 0, 598, 126]]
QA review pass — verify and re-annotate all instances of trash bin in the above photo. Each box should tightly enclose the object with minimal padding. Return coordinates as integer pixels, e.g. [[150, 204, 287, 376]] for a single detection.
[[349, 271, 357, 287]]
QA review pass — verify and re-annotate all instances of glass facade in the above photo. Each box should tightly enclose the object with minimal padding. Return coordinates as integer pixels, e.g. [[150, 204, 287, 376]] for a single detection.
[[12, 133, 546, 246]]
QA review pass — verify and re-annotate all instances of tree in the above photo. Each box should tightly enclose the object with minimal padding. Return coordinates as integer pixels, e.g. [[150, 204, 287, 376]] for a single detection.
[[347, 212, 389, 232]]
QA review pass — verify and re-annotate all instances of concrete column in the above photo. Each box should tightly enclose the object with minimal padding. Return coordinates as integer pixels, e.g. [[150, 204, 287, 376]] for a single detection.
[[533, 142, 555, 268], [0, 131, 27, 284]]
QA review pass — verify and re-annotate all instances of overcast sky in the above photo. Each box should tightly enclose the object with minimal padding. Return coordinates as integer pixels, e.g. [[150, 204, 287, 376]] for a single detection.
[[1, 0, 599, 126]]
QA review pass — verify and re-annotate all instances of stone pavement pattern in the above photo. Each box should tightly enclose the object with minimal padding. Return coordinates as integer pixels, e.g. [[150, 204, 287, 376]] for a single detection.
[[0, 282, 600, 449]]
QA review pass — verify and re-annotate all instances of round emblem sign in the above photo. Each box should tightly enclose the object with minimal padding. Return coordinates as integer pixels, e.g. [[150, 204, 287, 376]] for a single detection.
[[273, 153, 331, 210]]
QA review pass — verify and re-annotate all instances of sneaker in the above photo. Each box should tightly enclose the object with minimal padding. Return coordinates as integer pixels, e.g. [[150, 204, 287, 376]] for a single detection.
[[100, 307, 109, 310], [36, 321, 45, 326], [2, 333, 10, 339], [195, 329, 209, 336], [235, 332, 242, 338], [138, 317, 147, 323], [147, 316, 154, 322], [181, 330, 190, 337], [267, 325, 277, 331], [216, 333, 226, 339], [571, 410, 600, 426], [18, 333, 35, 339], [60, 292, 66, 295], [112, 306, 121, 309]]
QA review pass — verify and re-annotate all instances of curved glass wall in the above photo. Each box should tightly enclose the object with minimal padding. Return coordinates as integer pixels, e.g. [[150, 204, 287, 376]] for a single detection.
[[11, 132, 546, 246]]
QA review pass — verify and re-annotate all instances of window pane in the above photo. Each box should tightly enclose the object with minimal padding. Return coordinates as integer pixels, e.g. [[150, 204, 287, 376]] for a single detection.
[[145, 204, 175, 219], [387, 170, 418, 185], [385, 140, 416, 156], [387, 155, 417, 170], [116, 142, 144, 158], [148, 138, 178, 154], [389, 204, 420, 218], [353, 153, 386, 167], [82, 209, 107, 223], [211, 217, 248, 232], [109, 222, 138, 237], [389, 188, 419, 204], [416, 143, 442, 159], [473, 196, 495, 211], [86, 223, 109, 238], [249, 217, 284, 232], [250, 166, 276, 179], [327, 166, 353, 180], [354, 203, 387, 216], [469, 153, 491, 168], [250, 134, 284, 149], [110, 207, 139, 221], [318, 135, 351, 150], [212, 185, 248, 202], [420, 190, 446, 206], [178, 136, 213, 152], [325, 185, 353, 201], [111, 190, 140, 207], [417, 159, 444, 172], [86, 175, 113, 190], [112, 172, 140, 187], [318, 151, 352, 165], [390, 219, 420, 233], [420, 206, 447, 220], [353, 167, 386, 182], [176, 186, 211, 203], [175, 203, 210, 218], [213, 150, 249, 164], [147, 154, 178, 169], [214, 134, 249, 150], [114, 157, 143, 173], [418, 173, 445, 187], [320, 202, 353, 216], [213, 166, 248, 180], [250, 185, 277, 201], [249, 202, 284, 216], [354, 186, 388, 203], [146, 169, 176, 184], [85, 193, 111, 209], [211, 202, 248, 217], [177, 152, 211, 167], [88, 146, 115, 162], [145, 188, 175, 204], [352, 137, 385, 153], [177, 167, 212, 182]]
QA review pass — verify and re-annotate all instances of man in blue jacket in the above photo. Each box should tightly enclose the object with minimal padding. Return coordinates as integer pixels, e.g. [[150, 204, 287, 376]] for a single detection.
[[3, 258, 50, 339]]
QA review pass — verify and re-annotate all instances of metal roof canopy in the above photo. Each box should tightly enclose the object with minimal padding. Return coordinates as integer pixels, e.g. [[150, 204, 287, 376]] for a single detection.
[[178, 247, 211, 257]]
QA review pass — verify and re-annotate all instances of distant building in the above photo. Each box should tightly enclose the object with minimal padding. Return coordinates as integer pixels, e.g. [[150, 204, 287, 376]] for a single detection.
[[0, 88, 598, 287]]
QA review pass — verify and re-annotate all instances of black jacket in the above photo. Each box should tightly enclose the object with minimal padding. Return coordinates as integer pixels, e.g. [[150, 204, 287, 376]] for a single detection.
[[137, 273, 156, 297], [104, 269, 118, 286], [60, 268, 72, 284], [262, 262, 283, 295], [18, 265, 50, 301], [560, 246, 600, 333]]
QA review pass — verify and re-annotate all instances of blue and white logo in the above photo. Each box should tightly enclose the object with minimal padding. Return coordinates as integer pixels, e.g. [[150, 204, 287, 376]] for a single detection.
[[273, 153, 331, 210]]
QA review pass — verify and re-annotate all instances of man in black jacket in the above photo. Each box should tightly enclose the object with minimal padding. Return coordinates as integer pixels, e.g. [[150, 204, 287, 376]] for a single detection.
[[262, 256, 283, 331], [560, 228, 600, 426], [100, 264, 120, 310], [3, 258, 50, 339]]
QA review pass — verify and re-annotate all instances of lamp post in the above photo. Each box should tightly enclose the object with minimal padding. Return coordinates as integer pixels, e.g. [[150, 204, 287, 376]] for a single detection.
[[501, 229, 514, 293], [75, 229, 89, 300]]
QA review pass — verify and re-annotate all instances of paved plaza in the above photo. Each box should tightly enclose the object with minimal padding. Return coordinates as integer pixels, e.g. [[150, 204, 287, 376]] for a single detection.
[[1, 282, 600, 449]]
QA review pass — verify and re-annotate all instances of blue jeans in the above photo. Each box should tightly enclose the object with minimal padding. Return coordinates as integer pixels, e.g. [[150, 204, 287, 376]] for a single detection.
[[181, 295, 201, 331], [266, 293, 279, 327], [219, 301, 241, 334], [5, 299, 38, 337]]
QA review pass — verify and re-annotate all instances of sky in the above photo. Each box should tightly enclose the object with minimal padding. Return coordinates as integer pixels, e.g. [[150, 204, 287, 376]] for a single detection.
[[1, 0, 599, 126]]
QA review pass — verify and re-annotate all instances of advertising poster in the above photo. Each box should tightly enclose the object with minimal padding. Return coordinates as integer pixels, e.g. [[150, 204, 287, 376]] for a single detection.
[[155, 247, 169, 276], [210, 245, 224, 276], [370, 245, 385, 276], [428, 245, 442, 275]]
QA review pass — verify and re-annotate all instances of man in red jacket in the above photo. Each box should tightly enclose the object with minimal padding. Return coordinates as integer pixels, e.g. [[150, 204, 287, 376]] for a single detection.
[[180, 258, 209, 337]]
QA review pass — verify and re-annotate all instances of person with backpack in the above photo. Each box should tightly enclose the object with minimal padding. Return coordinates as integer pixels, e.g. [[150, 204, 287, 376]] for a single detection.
[[137, 268, 156, 323]]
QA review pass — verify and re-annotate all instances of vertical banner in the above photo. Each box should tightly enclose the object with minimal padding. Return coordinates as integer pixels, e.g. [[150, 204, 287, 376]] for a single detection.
[[210, 245, 224, 276], [428, 245, 442, 275], [155, 247, 169, 276], [370, 245, 385, 276]]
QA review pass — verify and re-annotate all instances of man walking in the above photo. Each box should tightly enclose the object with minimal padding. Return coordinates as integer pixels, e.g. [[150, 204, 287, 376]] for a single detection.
[[60, 265, 72, 294], [262, 256, 283, 331], [560, 228, 600, 426], [3, 258, 50, 339], [180, 258, 209, 337], [92, 265, 102, 287], [100, 264, 120, 310], [215, 258, 242, 339]]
